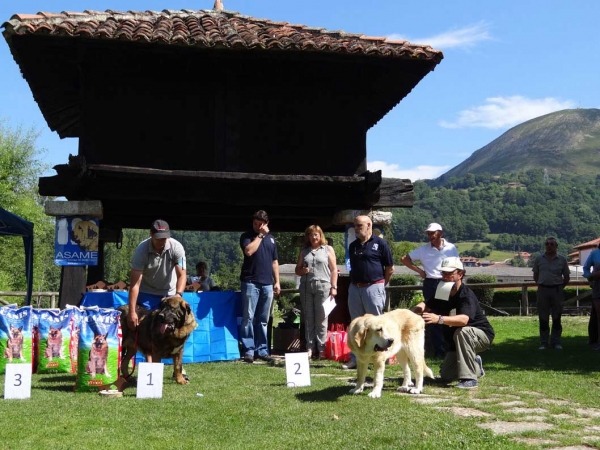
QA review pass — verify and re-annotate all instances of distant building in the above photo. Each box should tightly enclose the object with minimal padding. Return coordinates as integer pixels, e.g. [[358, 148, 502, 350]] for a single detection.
[[460, 257, 481, 267], [573, 238, 600, 266], [513, 251, 531, 261]]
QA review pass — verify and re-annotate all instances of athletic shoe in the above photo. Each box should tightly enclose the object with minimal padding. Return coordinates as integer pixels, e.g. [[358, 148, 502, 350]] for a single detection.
[[538, 345, 547, 350], [257, 353, 274, 362], [243, 354, 254, 364], [554, 344, 563, 350], [475, 355, 485, 378], [456, 379, 478, 389], [342, 360, 357, 370]]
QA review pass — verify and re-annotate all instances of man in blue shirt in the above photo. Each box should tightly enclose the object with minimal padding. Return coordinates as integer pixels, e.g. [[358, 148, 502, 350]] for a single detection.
[[583, 242, 600, 349], [342, 215, 394, 370], [239, 210, 281, 363]]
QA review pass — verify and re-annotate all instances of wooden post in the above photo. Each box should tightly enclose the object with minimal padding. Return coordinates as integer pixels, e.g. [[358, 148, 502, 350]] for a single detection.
[[521, 286, 529, 316]]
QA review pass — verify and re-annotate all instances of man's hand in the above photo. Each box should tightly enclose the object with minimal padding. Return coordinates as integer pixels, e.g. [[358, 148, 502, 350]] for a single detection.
[[422, 312, 439, 325], [273, 282, 281, 296], [127, 310, 139, 330], [259, 223, 270, 236]]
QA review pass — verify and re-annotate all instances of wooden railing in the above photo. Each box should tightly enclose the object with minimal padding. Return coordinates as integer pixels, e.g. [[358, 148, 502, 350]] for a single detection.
[[281, 279, 593, 317], [0, 291, 59, 308]]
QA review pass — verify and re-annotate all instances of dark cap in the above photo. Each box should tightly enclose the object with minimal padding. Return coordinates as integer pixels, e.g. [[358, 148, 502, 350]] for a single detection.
[[151, 219, 171, 239]]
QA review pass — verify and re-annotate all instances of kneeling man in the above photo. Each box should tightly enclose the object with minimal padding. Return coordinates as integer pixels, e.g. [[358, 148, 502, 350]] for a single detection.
[[412, 257, 494, 389]]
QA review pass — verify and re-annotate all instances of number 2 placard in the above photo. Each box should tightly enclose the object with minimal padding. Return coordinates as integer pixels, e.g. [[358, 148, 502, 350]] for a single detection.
[[285, 352, 311, 387], [136, 362, 164, 398], [4, 363, 32, 399]]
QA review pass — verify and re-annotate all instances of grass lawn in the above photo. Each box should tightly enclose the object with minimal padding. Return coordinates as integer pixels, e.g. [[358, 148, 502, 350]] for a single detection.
[[454, 241, 514, 262], [1, 316, 598, 449]]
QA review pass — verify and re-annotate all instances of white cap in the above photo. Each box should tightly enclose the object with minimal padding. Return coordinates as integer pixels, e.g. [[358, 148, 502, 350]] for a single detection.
[[440, 256, 464, 272], [425, 222, 443, 232]]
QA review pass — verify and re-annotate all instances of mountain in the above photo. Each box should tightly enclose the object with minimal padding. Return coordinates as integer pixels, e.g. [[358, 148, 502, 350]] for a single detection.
[[439, 108, 600, 180]]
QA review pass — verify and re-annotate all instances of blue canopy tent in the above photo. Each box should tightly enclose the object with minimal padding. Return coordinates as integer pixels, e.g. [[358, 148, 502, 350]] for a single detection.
[[0, 207, 34, 304]]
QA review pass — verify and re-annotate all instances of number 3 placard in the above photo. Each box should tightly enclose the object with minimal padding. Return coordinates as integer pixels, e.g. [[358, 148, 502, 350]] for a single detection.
[[4, 363, 32, 399], [285, 352, 311, 387], [136, 362, 164, 399]]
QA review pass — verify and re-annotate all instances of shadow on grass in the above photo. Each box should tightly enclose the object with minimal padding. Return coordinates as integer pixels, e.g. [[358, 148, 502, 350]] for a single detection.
[[294, 385, 350, 402], [474, 335, 596, 374]]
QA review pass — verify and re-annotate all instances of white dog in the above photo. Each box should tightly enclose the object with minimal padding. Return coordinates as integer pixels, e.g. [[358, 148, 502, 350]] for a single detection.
[[347, 309, 435, 398]]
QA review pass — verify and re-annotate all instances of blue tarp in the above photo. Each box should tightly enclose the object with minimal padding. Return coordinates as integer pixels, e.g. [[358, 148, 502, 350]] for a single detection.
[[80, 291, 242, 363], [0, 207, 34, 304]]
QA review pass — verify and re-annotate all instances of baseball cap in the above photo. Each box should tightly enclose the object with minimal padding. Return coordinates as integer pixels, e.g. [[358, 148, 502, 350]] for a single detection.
[[425, 222, 443, 232], [440, 257, 464, 272], [150, 219, 171, 239]]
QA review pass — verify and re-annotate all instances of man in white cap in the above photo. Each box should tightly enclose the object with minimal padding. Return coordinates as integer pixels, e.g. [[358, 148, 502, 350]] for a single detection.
[[401, 222, 459, 358], [412, 257, 494, 389]]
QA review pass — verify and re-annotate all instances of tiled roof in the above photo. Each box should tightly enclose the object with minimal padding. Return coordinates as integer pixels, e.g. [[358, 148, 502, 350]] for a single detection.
[[2, 8, 443, 62], [574, 238, 600, 249]]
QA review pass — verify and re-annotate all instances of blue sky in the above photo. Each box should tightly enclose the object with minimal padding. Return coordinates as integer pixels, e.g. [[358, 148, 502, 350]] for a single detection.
[[1, 0, 599, 181]]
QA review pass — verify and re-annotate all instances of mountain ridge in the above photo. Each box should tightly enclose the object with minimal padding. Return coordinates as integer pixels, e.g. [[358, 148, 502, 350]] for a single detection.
[[438, 108, 600, 180]]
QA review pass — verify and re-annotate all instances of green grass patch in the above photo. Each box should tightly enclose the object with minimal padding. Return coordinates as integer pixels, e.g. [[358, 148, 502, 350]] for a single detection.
[[0, 316, 598, 449]]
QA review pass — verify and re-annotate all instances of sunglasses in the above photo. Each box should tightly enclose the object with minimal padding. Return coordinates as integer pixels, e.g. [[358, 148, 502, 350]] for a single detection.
[[545, 242, 556, 246]]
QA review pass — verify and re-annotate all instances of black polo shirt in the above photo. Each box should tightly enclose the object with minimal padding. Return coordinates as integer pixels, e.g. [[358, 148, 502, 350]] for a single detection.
[[239, 231, 279, 285], [348, 234, 394, 284], [425, 284, 495, 346]]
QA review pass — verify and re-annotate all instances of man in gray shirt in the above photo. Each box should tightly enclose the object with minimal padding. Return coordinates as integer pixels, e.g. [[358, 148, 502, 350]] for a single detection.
[[127, 219, 187, 330], [532, 236, 570, 350]]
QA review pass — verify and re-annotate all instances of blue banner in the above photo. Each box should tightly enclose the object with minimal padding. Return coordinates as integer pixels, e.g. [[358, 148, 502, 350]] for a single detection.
[[54, 216, 99, 266]]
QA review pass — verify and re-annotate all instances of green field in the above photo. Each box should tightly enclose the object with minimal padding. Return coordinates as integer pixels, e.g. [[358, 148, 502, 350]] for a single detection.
[[454, 241, 514, 263]]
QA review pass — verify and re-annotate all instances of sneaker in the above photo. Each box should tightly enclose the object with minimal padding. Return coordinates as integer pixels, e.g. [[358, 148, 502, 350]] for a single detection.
[[554, 344, 563, 350], [306, 349, 312, 360], [257, 353, 274, 362], [456, 379, 478, 389], [475, 355, 485, 378], [243, 354, 254, 364], [341, 360, 357, 370], [538, 345, 547, 350], [318, 353, 328, 361]]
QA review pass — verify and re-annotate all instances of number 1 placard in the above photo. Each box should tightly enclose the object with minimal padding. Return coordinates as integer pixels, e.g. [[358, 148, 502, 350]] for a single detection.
[[285, 352, 311, 387], [136, 362, 164, 398], [4, 363, 32, 399]]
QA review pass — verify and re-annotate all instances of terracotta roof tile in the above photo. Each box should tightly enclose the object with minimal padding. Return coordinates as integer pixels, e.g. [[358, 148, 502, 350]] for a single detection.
[[2, 9, 443, 62]]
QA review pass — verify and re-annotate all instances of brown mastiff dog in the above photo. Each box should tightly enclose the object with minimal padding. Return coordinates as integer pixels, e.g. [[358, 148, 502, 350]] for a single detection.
[[118, 296, 197, 385]]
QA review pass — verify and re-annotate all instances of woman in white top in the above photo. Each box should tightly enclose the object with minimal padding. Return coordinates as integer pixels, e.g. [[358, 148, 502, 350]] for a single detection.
[[295, 225, 338, 360]]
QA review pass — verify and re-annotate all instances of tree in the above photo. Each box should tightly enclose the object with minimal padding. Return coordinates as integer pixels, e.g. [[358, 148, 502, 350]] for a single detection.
[[0, 121, 59, 294]]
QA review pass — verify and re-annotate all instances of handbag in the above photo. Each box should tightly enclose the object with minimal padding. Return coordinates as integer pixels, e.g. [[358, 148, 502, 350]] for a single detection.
[[325, 323, 351, 362]]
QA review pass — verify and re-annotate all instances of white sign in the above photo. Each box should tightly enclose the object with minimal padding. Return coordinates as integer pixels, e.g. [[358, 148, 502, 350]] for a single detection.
[[285, 352, 311, 387], [136, 363, 164, 399], [4, 363, 32, 399]]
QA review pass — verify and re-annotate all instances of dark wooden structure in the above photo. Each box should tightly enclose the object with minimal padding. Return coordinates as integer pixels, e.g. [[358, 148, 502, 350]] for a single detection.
[[3, 6, 442, 234], [3, 6, 442, 305]]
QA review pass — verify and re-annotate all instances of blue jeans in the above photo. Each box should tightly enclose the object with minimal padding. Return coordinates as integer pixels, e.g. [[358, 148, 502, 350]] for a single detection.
[[240, 281, 274, 356]]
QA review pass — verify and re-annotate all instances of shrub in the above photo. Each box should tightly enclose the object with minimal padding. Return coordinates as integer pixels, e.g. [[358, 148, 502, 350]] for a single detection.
[[277, 279, 300, 312], [388, 274, 421, 309], [466, 274, 496, 306]]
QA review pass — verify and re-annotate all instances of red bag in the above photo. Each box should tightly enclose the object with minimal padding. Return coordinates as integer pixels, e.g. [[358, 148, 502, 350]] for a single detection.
[[325, 324, 351, 362]]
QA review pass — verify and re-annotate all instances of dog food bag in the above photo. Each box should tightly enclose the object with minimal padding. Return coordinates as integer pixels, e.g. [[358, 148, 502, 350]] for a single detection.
[[66, 305, 84, 374], [0, 305, 33, 374], [75, 308, 121, 392], [36, 308, 77, 374]]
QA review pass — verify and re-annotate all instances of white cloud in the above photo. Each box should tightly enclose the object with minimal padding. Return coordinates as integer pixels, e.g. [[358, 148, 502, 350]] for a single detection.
[[440, 96, 577, 129], [387, 21, 492, 50], [368, 160, 450, 181]]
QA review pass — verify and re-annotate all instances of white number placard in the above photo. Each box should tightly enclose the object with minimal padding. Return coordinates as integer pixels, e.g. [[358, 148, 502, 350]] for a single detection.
[[4, 363, 32, 399], [285, 352, 311, 387], [136, 363, 164, 399]]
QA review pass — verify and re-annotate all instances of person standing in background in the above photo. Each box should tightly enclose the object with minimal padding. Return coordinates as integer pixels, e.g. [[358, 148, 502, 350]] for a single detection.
[[342, 215, 394, 370], [583, 242, 600, 349], [532, 237, 570, 350], [401, 222, 459, 359], [239, 210, 281, 364], [295, 225, 338, 360]]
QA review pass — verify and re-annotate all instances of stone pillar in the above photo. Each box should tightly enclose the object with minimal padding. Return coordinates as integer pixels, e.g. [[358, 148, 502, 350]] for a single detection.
[[45, 200, 103, 308]]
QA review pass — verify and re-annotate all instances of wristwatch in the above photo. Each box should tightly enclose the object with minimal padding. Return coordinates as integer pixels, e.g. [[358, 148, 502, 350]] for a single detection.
[[177, 291, 184, 297], [331, 286, 337, 290], [438, 315, 444, 325], [257, 234, 265, 239]]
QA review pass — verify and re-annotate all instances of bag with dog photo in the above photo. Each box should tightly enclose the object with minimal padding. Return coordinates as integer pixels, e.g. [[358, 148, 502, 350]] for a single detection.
[[75, 308, 121, 392], [0, 305, 33, 374], [36, 308, 77, 374]]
